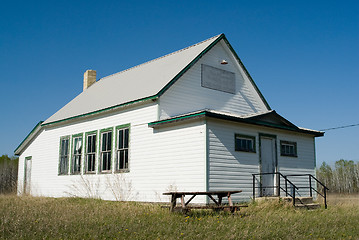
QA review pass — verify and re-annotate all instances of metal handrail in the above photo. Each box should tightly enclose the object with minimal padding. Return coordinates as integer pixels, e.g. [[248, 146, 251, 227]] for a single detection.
[[285, 174, 329, 209], [252, 172, 299, 206]]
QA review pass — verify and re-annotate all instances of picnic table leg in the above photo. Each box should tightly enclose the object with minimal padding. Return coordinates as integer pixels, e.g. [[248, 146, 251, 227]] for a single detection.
[[170, 194, 177, 212], [218, 195, 223, 205], [181, 194, 190, 214], [227, 193, 235, 213], [227, 193, 233, 206], [181, 195, 185, 209]]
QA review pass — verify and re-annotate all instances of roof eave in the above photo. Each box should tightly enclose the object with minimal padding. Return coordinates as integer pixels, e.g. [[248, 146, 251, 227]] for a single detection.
[[14, 121, 44, 156], [149, 110, 324, 137], [43, 95, 158, 127]]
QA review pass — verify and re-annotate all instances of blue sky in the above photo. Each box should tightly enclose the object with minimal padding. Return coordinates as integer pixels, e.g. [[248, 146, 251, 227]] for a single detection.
[[0, 0, 358, 166]]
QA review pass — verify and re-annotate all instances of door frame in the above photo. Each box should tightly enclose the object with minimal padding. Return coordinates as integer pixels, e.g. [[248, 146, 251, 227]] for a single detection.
[[24, 156, 32, 195], [259, 133, 278, 196]]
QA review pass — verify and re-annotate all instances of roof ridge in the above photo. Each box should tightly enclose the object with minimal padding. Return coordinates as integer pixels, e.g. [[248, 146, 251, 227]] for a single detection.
[[99, 34, 222, 82]]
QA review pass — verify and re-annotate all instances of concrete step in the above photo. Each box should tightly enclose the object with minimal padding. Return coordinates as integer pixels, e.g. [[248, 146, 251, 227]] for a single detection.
[[255, 196, 282, 202], [283, 197, 314, 204], [255, 196, 322, 209], [294, 203, 321, 210]]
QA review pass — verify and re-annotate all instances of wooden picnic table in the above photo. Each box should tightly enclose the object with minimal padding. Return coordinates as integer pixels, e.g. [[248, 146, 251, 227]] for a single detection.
[[163, 190, 243, 213]]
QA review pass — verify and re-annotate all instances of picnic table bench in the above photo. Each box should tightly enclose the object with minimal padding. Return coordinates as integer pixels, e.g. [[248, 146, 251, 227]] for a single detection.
[[163, 190, 247, 213]]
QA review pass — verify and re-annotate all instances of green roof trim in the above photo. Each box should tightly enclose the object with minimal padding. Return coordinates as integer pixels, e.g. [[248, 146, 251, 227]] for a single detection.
[[148, 112, 206, 126], [149, 110, 324, 137], [43, 95, 157, 127], [14, 121, 44, 155]]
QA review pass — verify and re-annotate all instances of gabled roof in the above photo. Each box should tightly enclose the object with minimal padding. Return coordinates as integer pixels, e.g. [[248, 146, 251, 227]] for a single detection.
[[148, 110, 324, 137], [16, 34, 273, 155], [43, 33, 270, 125]]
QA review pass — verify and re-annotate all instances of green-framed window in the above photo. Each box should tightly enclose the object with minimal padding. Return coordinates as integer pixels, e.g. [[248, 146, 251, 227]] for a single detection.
[[100, 128, 113, 172], [85, 131, 97, 173], [59, 136, 70, 175], [115, 124, 130, 171], [235, 134, 256, 153], [71, 133, 83, 174], [280, 141, 297, 157]]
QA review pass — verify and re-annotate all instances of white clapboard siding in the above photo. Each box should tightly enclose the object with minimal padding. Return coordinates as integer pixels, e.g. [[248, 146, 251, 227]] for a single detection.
[[159, 40, 268, 119], [207, 119, 316, 202], [133, 120, 207, 203], [18, 102, 207, 203]]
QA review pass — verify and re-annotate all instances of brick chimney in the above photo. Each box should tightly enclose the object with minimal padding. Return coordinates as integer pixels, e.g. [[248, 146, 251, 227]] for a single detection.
[[83, 70, 96, 91]]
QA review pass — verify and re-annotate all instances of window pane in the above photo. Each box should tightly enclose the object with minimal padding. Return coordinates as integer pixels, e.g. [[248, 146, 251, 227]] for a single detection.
[[87, 137, 92, 153], [63, 139, 68, 155], [88, 135, 96, 153], [124, 149, 128, 169], [102, 133, 107, 151], [124, 129, 129, 148], [107, 132, 112, 150], [290, 145, 294, 155], [107, 152, 111, 170], [119, 150, 124, 169], [119, 130, 123, 149], [102, 153, 107, 170], [93, 135, 96, 152], [78, 138, 82, 153], [102, 152, 111, 171]]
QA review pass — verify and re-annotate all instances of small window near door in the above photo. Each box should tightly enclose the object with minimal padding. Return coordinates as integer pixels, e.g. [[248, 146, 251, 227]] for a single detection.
[[235, 134, 256, 153], [280, 141, 297, 157]]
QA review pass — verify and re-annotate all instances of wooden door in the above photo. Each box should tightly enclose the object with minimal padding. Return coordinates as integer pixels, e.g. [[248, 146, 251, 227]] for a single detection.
[[24, 157, 32, 194], [260, 137, 276, 196]]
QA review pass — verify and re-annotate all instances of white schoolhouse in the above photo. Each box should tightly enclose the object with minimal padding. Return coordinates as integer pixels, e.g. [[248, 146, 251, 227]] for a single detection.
[[15, 34, 323, 203]]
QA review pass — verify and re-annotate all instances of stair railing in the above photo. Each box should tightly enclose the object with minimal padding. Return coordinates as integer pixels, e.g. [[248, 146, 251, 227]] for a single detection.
[[252, 172, 299, 206], [285, 174, 329, 209]]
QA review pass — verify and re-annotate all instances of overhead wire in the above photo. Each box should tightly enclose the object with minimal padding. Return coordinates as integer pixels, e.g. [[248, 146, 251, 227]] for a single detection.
[[320, 123, 359, 131]]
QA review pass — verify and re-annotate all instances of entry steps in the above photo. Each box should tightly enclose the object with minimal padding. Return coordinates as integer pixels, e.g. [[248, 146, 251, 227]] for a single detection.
[[255, 196, 321, 209]]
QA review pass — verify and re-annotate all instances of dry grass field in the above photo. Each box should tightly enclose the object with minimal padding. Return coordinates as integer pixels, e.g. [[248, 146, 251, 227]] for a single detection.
[[1, 194, 358, 239]]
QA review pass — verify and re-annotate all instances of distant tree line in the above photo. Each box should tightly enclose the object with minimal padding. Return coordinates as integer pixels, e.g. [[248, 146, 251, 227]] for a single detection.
[[316, 159, 359, 193], [0, 155, 18, 194]]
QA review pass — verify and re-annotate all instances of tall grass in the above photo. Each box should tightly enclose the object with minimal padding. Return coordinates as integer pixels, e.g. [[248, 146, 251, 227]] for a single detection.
[[1, 194, 358, 239]]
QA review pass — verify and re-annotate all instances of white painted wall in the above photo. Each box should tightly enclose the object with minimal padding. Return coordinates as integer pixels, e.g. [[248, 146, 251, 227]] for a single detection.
[[17, 102, 206, 203], [207, 119, 316, 202], [159, 39, 268, 119]]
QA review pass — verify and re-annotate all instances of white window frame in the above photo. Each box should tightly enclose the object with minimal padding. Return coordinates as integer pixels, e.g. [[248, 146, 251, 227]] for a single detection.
[[116, 125, 130, 172], [280, 140, 297, 157], [71, 134, 83, 174], [235, 134, 256, 153], [85, 132, 97, 174], [59, 136, 70, 175], [100, 129, 113, 173]]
